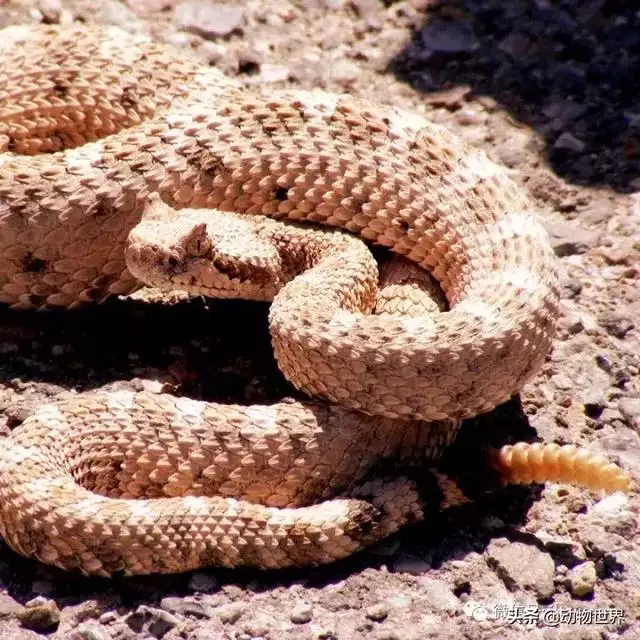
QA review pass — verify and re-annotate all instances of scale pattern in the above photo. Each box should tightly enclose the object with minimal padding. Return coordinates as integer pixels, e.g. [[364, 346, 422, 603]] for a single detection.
[[0, 25, 617, 578]]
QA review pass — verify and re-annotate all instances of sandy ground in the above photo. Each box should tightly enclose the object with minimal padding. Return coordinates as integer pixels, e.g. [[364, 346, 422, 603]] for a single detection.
[[0, 1, 638, 638]]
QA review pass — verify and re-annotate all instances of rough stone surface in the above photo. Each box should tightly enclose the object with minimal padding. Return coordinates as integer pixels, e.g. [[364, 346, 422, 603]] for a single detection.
[[567, 561, 597, 598], [17, 598, 60, 632], [290, 602, 313, 624], [174, 2, 244, 39], [543, 221, 600, 257], [485, 539, 556, 601]]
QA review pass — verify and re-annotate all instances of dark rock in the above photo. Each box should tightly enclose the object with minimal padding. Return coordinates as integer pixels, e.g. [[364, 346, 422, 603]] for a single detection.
[[188, 572, 219, 593], [554, 132, 586, 153], [18, 598, 60, 632], [544, 221, 599, 257], [419, 21, 480, 55], [598, 311, 635, 339]]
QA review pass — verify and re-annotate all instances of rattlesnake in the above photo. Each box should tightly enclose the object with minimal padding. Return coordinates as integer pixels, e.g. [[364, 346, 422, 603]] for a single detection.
[[0, 25, 630, 577]]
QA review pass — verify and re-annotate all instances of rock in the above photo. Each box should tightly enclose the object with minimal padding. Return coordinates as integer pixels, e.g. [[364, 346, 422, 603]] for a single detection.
[[619, 397, 640, 432], [126, 0, 176, 13], [455, 108, 486, 126], [69, 623, 112, 640], [591, 493, 631, 519], [327, 59, 361, 88], [543, 220, 599, 257], [30, 580, 55, 597], [424, 85, 471, 110], [420, 21, 480, 54], [581, 383, 607, 417], [98, 612, 118, 625], [18, 597, 61, 632], [174, 2, 245, 39], [87, 0, 144, 32], [365, 603, 389, 622], [301, 0, 345, 8], [196, 40, 226, 64], [554, 132, 586, 152], [485, 539, 556, 601], [138, 605, 181, 637], [188, 572, 218, 593], [241, 614, 273, 637], [257, 64, 292, 84], [38, 0, 62, 22], [498, 32, 531, 57], [567, 561, 597, 598], [351, 0, 383, 27], [599, 311, 635, 339], [290, 602, 313, 624], [600, 238, 636, 265], [160, 597, 213, 618], [497, 132, 531, 167], [536, 531, 587, 563], [215, 603, 246, 624], [418, 577, 460, 613], [0, 593, 25, 617], [392, 553, 431, 575]]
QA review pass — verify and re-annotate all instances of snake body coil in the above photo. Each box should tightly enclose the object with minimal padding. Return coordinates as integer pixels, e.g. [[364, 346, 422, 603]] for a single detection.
[[0, 25, 614, 578]]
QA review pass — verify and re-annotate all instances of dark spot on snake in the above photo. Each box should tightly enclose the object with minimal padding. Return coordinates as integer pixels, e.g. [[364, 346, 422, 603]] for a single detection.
[[186, 146, 225, 176], [89, 200, 114, 218], [53, 83, 68, 98], [6, 137, 16, 152], [121, 87, 137, 109], [21, 254, 47, 273], [273, 186, 289, 201], [211, 257, 243, 281], [84, 287, 106, 302], [90, 275, 112, 291], [395, 219, 410, 232], [110, 569, 127, 580], [28, 294, 48, 308]]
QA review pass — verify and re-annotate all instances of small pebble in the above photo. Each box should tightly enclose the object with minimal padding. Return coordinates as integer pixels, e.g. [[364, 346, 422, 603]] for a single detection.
[[215, 602, 246, 624], [290, 602, 313, 624], [554, 132, 586, 152], [18, 597, 60, 632], [188, 572, 218, 592], [69, 623, 112, 640], [567, 561, 597, 598], [365, 603, 389, 622]]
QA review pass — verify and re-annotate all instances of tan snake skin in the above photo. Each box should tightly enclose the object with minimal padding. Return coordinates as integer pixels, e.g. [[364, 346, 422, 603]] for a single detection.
[[0, 25, 629, 577]]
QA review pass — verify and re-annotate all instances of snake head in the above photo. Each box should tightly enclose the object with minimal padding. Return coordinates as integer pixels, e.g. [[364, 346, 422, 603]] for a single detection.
[[126, 200, 285, 301]]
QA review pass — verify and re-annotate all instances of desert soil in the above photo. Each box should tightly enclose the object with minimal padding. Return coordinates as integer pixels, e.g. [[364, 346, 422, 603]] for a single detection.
[[0, 1, 638, 639]]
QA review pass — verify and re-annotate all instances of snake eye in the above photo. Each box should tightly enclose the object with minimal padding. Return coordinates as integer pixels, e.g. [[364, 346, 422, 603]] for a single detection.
[[186, 223, 211, 257], [164, 250, 186, 274]]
